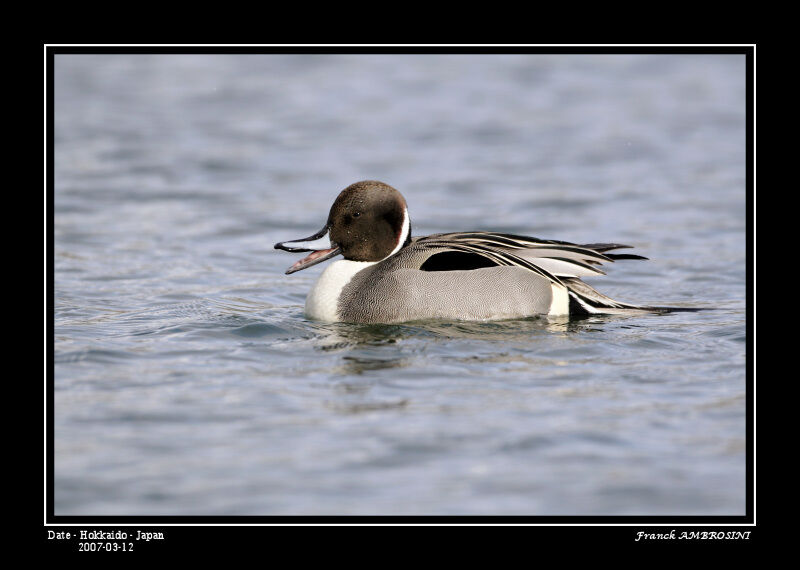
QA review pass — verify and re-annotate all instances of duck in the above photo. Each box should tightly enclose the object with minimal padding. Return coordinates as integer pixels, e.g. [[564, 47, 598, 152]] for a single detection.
[[275, 180, 691, 323]]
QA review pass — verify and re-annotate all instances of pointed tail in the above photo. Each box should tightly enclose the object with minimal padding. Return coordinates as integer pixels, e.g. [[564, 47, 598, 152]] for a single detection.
[[563, 277, 706, 315]]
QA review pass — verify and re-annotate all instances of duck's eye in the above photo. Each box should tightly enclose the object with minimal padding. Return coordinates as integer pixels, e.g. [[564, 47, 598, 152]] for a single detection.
[[353, 212, 361, 218]]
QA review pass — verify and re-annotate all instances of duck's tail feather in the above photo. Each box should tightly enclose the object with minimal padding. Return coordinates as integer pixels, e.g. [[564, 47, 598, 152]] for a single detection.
[[578, 242, 634, 252], [563, 277, 705, 315], [604, 253, 649, 261], [577, 243, 649, 262]]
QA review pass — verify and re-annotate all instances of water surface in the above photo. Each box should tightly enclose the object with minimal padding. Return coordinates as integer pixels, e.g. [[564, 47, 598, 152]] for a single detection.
[[52, 53, 747, 516]]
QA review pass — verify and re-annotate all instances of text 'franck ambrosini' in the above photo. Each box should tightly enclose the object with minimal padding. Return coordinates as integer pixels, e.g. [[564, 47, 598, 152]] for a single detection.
[[635, 530, 751, 541]]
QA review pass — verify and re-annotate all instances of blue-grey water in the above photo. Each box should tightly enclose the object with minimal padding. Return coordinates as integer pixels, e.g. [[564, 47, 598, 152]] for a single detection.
[[52, 53, 747, 516]]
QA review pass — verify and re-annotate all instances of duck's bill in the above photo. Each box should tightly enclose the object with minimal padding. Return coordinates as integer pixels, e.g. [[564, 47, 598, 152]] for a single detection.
[[284, 246, 341, 274], [275, 226, 342, 274]]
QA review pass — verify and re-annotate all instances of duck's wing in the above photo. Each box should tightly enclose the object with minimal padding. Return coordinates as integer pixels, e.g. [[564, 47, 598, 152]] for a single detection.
[[411, 236, 566, 285], [403, 232, 698, 315], [418, 231, 647, 278]]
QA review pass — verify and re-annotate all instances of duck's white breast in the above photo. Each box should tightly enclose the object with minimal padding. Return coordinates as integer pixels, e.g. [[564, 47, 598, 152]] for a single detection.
[[304, 259, 376, 322]]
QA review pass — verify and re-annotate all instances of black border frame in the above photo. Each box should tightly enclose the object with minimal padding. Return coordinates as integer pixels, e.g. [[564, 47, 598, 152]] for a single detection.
[[44, 45, 755, 544]]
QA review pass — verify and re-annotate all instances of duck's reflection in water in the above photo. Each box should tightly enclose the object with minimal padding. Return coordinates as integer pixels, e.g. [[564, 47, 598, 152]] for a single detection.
[[303, 314, 633, 378], [308, 314, 620, 347]]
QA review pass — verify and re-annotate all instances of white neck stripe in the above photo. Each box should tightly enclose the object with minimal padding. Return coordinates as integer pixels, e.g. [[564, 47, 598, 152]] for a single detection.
[[387, 207, 410, 258]]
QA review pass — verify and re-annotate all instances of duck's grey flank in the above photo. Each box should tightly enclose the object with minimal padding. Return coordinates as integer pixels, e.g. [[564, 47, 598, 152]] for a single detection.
[[339, 254, 554, 323]]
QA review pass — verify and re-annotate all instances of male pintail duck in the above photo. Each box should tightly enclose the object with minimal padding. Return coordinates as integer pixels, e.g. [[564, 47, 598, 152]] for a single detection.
[[275, 180, 694, 323]]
